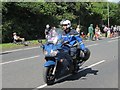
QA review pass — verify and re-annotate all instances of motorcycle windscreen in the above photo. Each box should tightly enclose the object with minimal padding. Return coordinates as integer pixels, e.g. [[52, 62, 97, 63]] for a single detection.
[[44, 60, 55, 67], [44, 44, 57, 54]]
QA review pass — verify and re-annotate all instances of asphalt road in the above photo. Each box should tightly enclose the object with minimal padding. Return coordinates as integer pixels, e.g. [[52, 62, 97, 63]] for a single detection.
[[1, 37, 119, 89]]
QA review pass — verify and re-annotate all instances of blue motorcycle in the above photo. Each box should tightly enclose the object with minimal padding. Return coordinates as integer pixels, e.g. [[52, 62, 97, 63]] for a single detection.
[[38, 29, 90, 85]]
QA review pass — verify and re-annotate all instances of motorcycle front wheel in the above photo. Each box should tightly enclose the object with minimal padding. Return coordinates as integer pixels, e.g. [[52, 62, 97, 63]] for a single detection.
[[43, 66, 55, 85]]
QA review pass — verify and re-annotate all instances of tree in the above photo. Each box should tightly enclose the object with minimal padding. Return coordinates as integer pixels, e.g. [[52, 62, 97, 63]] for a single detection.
[[2, 2, 119, 43]]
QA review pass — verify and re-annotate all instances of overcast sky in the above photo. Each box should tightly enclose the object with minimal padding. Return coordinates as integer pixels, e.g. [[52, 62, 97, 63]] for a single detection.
[[108, 0, 119, 3]]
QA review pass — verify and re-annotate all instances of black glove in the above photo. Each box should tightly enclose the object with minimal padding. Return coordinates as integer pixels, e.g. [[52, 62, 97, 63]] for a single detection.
[[83, 48, 87, 53]]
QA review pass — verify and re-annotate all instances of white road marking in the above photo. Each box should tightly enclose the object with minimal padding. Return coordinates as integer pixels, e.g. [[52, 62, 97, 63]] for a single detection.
[[1, 46, 39, 54], [79, 60, 106, 70], [0, 55, 39, 65], [36, 60, 106, 89], [111, 36, 120, 40], [36, 84, 47, 89], [86, 44, 98, 47], [108, 39, 118, 43]]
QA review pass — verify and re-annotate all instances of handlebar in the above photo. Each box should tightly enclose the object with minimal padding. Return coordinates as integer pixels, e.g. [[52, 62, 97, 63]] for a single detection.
[[62, 41, 78, 47]]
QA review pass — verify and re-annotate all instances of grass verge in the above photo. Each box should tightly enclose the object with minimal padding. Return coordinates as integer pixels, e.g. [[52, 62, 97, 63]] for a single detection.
[[1, 39, 46, 51]]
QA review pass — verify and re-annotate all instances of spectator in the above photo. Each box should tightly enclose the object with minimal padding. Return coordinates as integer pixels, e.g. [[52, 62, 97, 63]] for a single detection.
[[103, 25, 108, 37], [13, 32, 25, 43], [113, 25, 117, 37], [107, 26, 111, 38], [95, 25, 101, 40], [81, 32, 85, 39], [88, 24, 94, 40], [117, 25, 120, 36], [76, 25, 80, 34], [110, 25, 114, 37], [86, 33, 90, 40]]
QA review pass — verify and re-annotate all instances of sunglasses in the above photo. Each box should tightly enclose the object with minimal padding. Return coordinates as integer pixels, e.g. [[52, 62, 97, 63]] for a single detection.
[[62, 24, 67, 26]]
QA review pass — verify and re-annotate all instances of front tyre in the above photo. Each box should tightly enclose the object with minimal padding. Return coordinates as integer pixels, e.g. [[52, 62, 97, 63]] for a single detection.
[[43, 66, 55, 85]]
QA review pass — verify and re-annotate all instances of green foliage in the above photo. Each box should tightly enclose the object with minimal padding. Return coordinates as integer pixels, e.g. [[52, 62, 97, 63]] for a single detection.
[[109, 2, 120, 25], [2, 2, 120, 43]]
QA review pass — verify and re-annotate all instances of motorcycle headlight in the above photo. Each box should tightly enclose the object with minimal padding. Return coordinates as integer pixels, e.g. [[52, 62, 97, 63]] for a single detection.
[[44, 50, 58, 56], [50, 50, 58, 56]]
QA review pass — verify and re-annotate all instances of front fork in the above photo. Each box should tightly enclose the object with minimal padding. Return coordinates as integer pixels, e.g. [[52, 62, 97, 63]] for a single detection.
[[52, 60, 58, 75]]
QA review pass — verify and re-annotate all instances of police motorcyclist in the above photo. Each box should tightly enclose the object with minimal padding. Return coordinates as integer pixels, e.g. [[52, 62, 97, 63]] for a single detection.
[[60, 19, 87, 73]]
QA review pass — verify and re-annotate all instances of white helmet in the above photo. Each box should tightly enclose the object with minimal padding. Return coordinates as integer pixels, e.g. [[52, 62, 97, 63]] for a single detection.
[[46, 24, 50, 28], [60, 20, 71, 28]]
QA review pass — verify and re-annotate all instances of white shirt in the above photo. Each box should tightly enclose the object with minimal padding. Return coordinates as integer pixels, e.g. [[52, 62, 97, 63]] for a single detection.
[[13, 35, 18, 40]]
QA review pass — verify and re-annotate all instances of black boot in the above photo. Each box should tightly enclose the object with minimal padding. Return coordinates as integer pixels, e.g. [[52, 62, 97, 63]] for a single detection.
[[72, 60, 79, 74]]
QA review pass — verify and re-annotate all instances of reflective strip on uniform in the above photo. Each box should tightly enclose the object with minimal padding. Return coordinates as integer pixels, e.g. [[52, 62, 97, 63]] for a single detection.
[[62, 34, 79, 37]]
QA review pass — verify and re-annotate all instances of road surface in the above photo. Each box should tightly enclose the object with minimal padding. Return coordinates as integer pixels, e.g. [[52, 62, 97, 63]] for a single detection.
[[1, 37, 119, 89]]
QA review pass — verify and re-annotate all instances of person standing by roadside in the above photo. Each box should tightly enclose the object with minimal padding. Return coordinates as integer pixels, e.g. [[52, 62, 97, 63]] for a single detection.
[[110, 25, 114, 38], [107, 26, 111, 38], [103, 25, 108, 37], [88, 24, 94, 40], [95, 25, 101, 40], [113, 25, 117, 37], [76, 25, 80, 35], [117, 25, 120, 36]]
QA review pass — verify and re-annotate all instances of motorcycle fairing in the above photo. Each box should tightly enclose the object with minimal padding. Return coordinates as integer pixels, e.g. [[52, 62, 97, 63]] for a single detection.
[[44, 60, 55, 67]]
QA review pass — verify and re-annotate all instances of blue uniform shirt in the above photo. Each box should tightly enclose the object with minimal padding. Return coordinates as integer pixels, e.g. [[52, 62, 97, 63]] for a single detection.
[[61, 29, 85, 50]]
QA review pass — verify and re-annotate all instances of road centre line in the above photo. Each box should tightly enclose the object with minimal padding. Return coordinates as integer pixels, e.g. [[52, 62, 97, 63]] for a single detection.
[[111, 36, 120, 40], [36, 60, 106, 89], [55, 60, 105, 84], [35, 84, 47, 89], [80, 60, 105, 69], [1, 46, 39, 54], [108, 39, 118, 43], [86, 43, 98, 47], [0, 55, 40, 65]]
